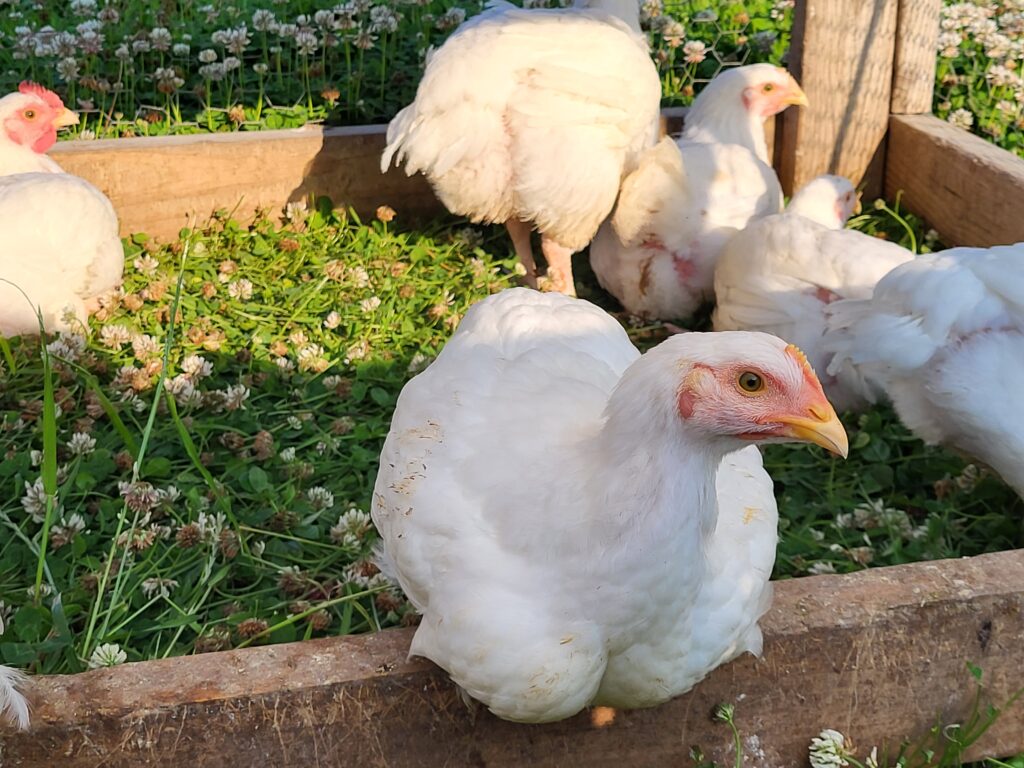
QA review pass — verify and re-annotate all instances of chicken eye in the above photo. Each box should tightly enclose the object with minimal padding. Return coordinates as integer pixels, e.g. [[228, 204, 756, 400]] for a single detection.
[[23, 109, 36, 120], [762, 83, 774, 93], [738, 371, 764, 393]]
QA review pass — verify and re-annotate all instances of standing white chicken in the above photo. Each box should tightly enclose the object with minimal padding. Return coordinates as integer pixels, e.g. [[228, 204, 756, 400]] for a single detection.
[[381, 0, 661, 297], [372, 288, 847, 723], [0, 83, 124, 336], [713, 175, 915, 412], [825, 242, 1024, 496], [589, 64, 806, 321]]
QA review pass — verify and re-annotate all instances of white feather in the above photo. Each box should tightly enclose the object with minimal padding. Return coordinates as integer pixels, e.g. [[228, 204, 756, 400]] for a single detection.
[[372, 288, 794, 722], [0, 172, 124, 337], [381, 1, 661, 250], [0, 664, 29, 730], [824, 242, 1024, 494], [714, 174, 915, 411]]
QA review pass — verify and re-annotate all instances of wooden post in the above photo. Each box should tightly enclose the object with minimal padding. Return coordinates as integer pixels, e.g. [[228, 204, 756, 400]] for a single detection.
[[3, 550, 1024, 767], [890, 0, 942, 113], [776, 0, 899, 198]]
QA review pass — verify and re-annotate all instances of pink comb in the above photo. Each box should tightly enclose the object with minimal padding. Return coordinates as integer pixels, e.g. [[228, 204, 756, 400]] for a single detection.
[[18, 81, 64, 110]]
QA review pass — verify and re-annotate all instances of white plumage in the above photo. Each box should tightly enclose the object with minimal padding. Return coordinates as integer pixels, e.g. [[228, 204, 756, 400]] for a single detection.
[[714, 175, 915, 412], [0, 84, 124, 338], [381, 0, 661, 295], [373, 288, 847, 722], [825, 242, 1024, 496], [589, 64, 806, 320], [0, 172, 124, 336]]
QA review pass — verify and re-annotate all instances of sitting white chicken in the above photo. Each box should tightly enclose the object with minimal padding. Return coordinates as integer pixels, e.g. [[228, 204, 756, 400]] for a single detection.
[[372, 288, 847, 723], [713, 175, 915, 412], [0, 83, 124, 336], [588, 64, 806, 321], [381, 0, 661, 297], [825, 242, 1024, 496]]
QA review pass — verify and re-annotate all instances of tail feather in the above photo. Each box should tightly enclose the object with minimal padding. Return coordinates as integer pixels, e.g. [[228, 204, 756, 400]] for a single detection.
[[380, 105, 419, 174], [0, 665, 30, 730]]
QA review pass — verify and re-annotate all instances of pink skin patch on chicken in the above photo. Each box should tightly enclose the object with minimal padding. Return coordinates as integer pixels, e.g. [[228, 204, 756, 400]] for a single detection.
[[673, 254, 697, 283], [814, 287, 841, 304], [641, 237, 667, 251]]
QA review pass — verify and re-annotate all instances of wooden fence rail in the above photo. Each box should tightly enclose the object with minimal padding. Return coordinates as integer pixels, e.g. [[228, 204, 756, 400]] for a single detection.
[[2, 550, 1023, 767]]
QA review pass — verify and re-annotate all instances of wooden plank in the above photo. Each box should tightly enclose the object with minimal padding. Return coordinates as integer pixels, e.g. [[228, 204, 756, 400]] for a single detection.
[[51, 125, 445, 241], [886, 114, 1024, 246], [777, 0, 899, 198], [51, 109, 777, 243], [3, 550, 1023, 767], [890, 0, 942, 114]]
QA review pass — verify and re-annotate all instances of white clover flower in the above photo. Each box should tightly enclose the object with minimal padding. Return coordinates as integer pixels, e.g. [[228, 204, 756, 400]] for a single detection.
[[88, 643, 127, 668], [307, 486, 335, 511], [227, 278, 254, 300], [251, 540, 266, 557], [287, 415, 303, 430], [181, 354, 213, 380], [297, 343, 329, 372], [323, 310, 342, 329], [21, 478, 49, 523], [46, 331, 86, 362], [114, 42, 131, 60], [407, 351, 432, 374], [947, 108, 974, 130], [131, 333, 160, 361], [807, 561, 836, 575], [134, 254, 159, 275], [682, 40, 707, 64], [26, 583, 53, 598], [132, 39, 152, 54], [56, 57, 80, 80], [141, 577, 179, 599], [222, 55, 241, 71], [360, 295, 381, 313], [50, 512, 87, 546], [253, 62, 269, 75], [70, 0, 97, 15], [275, 357, 296, 373], [149, 26, 172, 51], [353, 27, 377, 50], [295, 28, 318, 55], [99, 324, 131, 350], [279, 446, 297, 463], [344, 340, 370, 364], [172, 42, 190, 56], [198, 48, 218, 63], [67, 432, 97, 456], [199, 62, 227, 81], [809, 729, 851, 768], [221, 383, 250, 411], [252, 9, 277, 31]]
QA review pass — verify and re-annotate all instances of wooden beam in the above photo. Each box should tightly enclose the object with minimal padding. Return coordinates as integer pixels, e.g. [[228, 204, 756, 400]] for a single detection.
[[890, 0, 942, 114], [886, 114, 1024, 247], [51, 109, 777, 243], [51, 125, 445, 241], [777, 0, 899, 198], [3, 550, 1023, 767]]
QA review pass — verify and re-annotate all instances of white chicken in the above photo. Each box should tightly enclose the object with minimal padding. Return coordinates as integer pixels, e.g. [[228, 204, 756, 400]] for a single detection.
[[381, 0, 661, 297], [713, 175, 916, 412], [589, 64, 806, 320], [824, 242, 1024, 496], [0, 83, 124, 336], [372, 288, 847, 723]]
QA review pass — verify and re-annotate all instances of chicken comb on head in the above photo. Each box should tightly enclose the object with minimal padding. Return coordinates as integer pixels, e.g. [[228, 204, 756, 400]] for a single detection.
[[18, 81, 64, 110], [785, 343, 822, 387]]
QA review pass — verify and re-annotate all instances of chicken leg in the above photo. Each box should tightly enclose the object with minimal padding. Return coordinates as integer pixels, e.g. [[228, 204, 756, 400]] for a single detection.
[[541, 235, 577, 297], [505, 218, 538, 289]]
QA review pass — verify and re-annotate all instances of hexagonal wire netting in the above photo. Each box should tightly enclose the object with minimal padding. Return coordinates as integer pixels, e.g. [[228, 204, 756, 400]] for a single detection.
[[645, 0, 794, 105]]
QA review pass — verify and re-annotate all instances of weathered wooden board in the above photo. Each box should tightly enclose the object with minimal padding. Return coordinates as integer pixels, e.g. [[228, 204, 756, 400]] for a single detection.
[[887, 114, 1024, 247], [890, 0, 942, 114], [777, 0, 899, 198], [3, 550, 1023, 767], [51, 125, 444, 241], [51, 109, 776, 242]]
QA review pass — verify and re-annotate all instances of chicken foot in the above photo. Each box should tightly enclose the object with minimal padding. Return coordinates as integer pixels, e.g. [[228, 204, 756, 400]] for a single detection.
[[505, 218, 538, 289], [540, 236, 577, 298]]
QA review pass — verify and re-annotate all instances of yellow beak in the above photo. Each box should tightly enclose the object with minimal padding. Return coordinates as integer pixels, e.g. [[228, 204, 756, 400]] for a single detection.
[[774, 404, 849, 458], [784, 85, 810, 108], [53, 108, 79, 128]]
